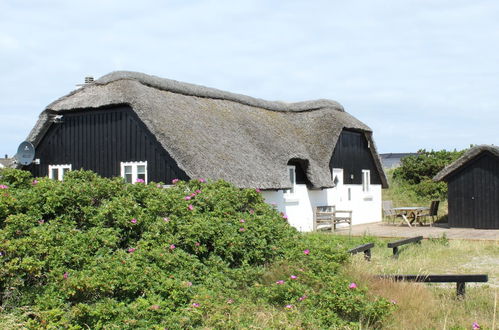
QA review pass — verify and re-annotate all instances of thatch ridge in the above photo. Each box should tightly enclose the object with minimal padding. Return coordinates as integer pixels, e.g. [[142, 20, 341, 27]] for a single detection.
[[94, 71, 345, 113], [433, 145, 499, 182], [26, 71, 387, 189]]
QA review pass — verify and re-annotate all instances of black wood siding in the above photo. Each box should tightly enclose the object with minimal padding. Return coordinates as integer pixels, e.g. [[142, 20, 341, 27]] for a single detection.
[[330, 129, 381, 185], [26, 106, 189, 183], [447, 152, 499, 229]]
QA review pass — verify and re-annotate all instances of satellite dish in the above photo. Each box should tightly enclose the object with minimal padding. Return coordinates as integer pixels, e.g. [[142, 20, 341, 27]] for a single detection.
[[15, 141, 35, 165]]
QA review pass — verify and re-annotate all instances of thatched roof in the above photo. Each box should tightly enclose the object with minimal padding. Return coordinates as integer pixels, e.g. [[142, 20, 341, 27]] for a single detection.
[[27, 71, 387, 189], [434, 145, 499, 182]]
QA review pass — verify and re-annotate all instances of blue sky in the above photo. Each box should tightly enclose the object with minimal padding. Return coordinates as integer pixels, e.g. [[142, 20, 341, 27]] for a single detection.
[[1, 0, 498, 157]]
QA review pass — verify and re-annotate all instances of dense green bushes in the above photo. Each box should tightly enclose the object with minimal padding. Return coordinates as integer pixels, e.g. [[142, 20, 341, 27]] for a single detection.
[[393, 149, 465, 200], [0, 169, 392, 328]]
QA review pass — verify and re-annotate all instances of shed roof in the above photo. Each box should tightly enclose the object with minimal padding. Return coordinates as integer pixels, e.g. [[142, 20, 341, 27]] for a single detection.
[[433, 145, 499, 182], [26, 71, 387, 189]]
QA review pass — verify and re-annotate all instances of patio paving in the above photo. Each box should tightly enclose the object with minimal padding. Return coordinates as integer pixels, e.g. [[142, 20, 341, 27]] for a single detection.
[[334, 222, 499, 240]]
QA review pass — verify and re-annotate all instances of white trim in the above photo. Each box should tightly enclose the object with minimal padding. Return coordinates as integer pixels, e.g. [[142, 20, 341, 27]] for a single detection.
[[284, 165, 296, 196], [120, 161, 148, 183], [48, 164, 72, 181], [362, 169, 370, 192]]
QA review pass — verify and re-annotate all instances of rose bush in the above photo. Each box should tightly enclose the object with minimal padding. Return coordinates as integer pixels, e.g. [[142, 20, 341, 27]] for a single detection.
[[0, 169, 392, 328]]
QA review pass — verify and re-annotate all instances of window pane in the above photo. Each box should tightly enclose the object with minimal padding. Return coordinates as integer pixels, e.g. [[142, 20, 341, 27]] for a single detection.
[[124, 166, 132, 174], [51, 168, 59, 180], [137, 173, 146, 182], [62, 168, 70, 180], [137, 165, 146, 174], [125, 174, 133, 183]]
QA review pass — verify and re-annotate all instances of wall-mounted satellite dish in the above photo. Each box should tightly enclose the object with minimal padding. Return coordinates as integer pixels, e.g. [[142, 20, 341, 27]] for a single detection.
[[15, 141, 35, 165]]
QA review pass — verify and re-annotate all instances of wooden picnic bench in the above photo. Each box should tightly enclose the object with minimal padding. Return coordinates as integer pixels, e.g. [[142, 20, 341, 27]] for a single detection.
[[387, 236, 423, 256], [313, 205, 352, 233], [348, 243, 374, 261], [377, 274, 488, 298]]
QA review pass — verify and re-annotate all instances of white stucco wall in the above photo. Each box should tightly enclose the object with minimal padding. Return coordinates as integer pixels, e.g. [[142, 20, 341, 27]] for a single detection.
[[262, 183, 382, 232]]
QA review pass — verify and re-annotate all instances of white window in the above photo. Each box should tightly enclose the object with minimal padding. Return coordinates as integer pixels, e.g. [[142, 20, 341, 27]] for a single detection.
[[48, 164, 72, 181], [362, 169, 370, 192], [285, 165, 296, 195], [120, 161, 148, 184]]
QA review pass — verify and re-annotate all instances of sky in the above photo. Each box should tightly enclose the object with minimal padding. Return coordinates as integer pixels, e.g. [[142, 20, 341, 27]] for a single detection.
[[1, 0, 498, 157]]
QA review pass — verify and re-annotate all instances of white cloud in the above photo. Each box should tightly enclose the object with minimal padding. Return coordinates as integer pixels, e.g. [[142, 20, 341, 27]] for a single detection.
[[1, 0, 499, 155]]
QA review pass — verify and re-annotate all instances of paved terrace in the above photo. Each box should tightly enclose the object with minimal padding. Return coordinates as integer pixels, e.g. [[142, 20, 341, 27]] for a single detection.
[[334, 222, 499, 240]]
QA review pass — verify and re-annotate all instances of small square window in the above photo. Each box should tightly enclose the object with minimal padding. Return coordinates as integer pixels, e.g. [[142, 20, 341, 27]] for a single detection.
[[121, 161, 148, 184], [48, 164, 72, 181]]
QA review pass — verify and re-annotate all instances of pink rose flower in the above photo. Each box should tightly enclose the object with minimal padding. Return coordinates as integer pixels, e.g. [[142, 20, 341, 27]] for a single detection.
[[249, 209, 255, 214], [255, 188, 261, 193], [290, 275, 298, 279], [275, 280, 285, 285], [303, 249, 310, 255], [190, 193, 196, 197], [239, 227, 245, 232], [227, 299, 234, 304], [195, 190, 202, 194], [192, 302, 200, 308], [0, 185, 8, 189], [282, 214, 288, 220], [131, 218, 137, 224], [150, 304, 160, 310], [240, 219, 245, 223], [472, 322, 480, 329], [199, 178, 206, 183], [136, 178, 145, 183], [285, 304, 293, 309], [38, 219, 45, 224], [188, 205, 194, 211], [349, 282, 357, 289], [184, 196, 191, 200], [32, 180, 39, 185], [186, 281, 193, 287], [195, 242, 200, 246], [156, 184, 162, 188], [298, 295, 307, 301], [63, 272, 69, 279], [128, 248, 136, 253], [169, 244, 176, 250], [163, 217, 170, 222], [172, 178, 179, 184]]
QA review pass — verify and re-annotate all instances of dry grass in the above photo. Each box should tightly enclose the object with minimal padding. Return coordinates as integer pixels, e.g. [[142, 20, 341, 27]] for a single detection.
[[345, 239, 499, 329]]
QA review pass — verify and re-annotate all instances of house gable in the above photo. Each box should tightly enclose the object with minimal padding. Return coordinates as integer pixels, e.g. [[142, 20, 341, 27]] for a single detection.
[[27, 105, 188, 183], [329, 129, 383, 186]]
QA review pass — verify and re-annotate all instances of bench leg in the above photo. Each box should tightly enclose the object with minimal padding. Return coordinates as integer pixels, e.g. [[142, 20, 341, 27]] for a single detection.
[[456, 282, 466, 298], [392, 247, 399, 257], [364, 249, 371, 261]]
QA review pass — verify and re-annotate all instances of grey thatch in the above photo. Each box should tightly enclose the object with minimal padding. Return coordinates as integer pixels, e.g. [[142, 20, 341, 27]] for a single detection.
[[433, 145, 499, 182], [26, 71, 388, 189]]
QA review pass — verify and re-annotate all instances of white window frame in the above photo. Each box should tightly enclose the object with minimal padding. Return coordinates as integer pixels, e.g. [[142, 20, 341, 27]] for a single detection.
[[284, 165, 296, 196], [362, 169, 370, 192], [120, 161, 148, 184], [48, 164, 72, 181]]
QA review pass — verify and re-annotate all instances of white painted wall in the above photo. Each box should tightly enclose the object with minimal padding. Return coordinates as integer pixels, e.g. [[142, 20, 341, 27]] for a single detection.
[[262, 183, 382, 232]]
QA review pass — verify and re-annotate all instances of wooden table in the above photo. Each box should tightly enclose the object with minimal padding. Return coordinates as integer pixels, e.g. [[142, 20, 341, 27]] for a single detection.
[[393, 207, 430, 227]]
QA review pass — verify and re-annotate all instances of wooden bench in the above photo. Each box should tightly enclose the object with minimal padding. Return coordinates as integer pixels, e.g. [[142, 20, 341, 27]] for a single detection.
[[377, 274, 488, 298], [313, 206, 352, 233], [387, 236, 423, 257], [348, 243, 374, 261]]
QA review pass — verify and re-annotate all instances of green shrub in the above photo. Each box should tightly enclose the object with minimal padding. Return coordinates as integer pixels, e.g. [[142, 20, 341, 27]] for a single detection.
[[0, 169, 392, 328], [393, 149, 465, 200]]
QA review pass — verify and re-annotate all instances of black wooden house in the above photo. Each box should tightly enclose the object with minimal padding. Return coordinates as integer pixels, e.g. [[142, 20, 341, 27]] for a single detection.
[[23, 71, 387, 231], [434, 145, 499, 229]]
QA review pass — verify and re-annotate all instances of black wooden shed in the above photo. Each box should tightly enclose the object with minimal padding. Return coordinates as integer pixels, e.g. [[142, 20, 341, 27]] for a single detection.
[[434, 145, 499, 229]]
